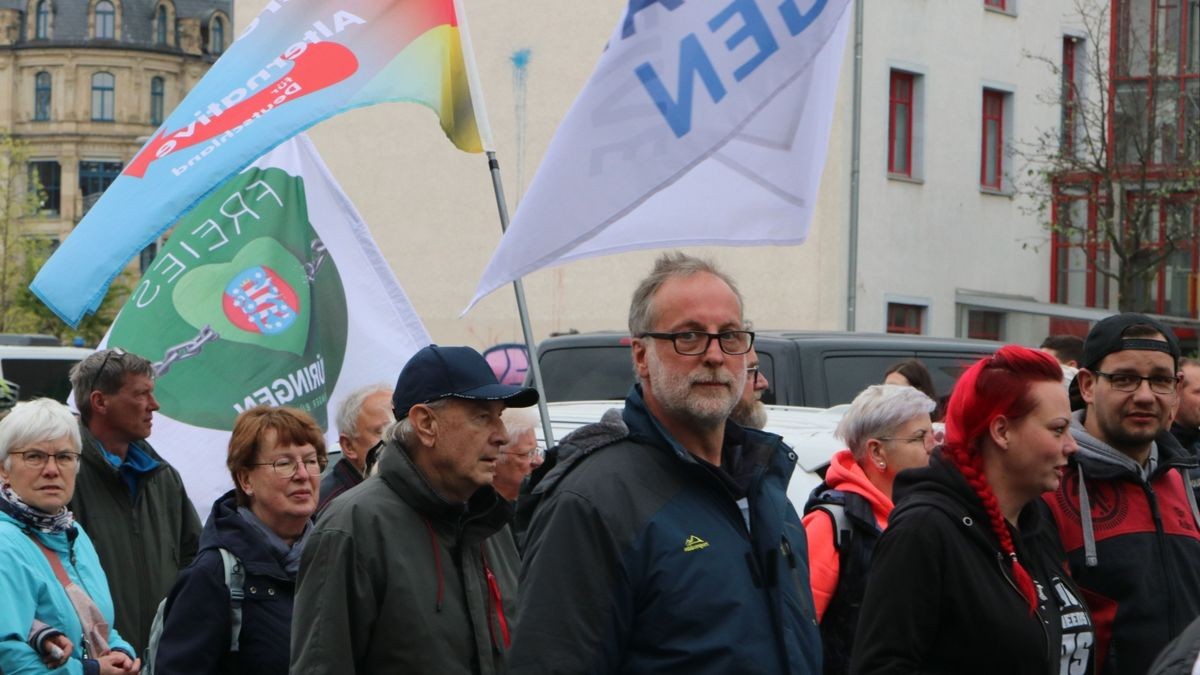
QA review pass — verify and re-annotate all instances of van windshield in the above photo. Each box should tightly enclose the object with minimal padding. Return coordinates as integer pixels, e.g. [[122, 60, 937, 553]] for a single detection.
[[3, 358, 78, 401]]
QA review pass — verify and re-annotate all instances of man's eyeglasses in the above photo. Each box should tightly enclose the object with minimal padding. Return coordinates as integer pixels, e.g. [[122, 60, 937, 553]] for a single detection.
[[1093, 371, 1180, 395], [9, 450, 80, 470], [253, 455, 327, 478], [639, 330, 755, 356], [88, 347, 126, 393]]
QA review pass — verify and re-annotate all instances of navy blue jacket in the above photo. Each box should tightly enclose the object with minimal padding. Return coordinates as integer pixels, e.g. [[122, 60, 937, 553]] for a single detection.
[[509, 387, 821, 674], [154, 491, 297, 675]]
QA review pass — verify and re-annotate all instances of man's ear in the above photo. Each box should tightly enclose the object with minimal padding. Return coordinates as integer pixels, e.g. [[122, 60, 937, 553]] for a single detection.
[[339, 435, 359, 462], [89, 390, 107, 418], [408, 405, 439, 447], [1078, 370, 1098, 406], [631, 339, 650, 381]]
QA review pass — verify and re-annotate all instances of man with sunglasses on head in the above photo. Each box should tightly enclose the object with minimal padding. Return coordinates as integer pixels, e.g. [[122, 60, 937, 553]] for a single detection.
[[66, 348, 202, 656], [509, 252, 820, 674], [1044, 313, 1200, 675], [316, 384, 393, 518]]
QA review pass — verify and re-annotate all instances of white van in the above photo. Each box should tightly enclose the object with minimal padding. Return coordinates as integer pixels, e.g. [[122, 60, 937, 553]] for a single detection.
[[0, 345, 92, 402]]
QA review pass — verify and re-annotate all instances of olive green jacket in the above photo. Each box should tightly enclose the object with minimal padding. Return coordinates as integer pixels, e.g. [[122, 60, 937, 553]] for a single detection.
[[291, 441, 520, 674], [68, 423, 202, 656]]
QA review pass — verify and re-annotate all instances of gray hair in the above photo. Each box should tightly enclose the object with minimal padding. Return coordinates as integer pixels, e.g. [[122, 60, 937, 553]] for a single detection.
[[388, 398, 450, 449], [501, 406, 538, 437], [69, 349, 155, 424], [628, 252, 744, 336], [0, 399, 81, 471], [836, 384, 935, 460], [336, 384, 392, 438]]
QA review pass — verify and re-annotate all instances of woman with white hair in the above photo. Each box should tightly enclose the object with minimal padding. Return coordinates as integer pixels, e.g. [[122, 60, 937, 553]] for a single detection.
[[802, 384, 936, 675], [0, 398, 139, 674]]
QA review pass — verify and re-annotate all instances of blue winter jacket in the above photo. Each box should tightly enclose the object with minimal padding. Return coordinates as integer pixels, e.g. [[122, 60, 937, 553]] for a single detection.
[[509, 386, 822, 674], [0, 510, 135, 675], [154, 490, 299, 675]]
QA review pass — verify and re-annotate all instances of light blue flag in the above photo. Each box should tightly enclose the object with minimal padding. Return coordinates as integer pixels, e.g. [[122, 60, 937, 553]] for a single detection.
[[31, 0, 490, 326]]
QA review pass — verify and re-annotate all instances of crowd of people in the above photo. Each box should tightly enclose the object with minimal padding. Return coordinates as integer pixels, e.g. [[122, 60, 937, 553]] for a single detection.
[[4, 251, 1200, 674]]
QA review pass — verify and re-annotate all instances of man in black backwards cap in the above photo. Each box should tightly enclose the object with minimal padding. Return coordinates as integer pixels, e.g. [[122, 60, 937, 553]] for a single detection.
[[291, 345, 537, 674], [1044, 314, 1200, 675]]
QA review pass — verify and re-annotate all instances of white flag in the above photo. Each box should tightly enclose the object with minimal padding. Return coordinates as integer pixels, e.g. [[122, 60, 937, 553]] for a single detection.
[[99, 135, 430, 515], [469, 0, 853, 308]]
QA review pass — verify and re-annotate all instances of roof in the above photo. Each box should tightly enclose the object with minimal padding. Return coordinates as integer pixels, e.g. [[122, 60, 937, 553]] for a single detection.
[[5, 0, 233, 47]]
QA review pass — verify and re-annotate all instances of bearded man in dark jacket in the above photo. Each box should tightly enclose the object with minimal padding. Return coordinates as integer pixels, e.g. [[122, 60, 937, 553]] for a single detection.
[[291, 344, 537, 674], [509, 253, 821, 674]]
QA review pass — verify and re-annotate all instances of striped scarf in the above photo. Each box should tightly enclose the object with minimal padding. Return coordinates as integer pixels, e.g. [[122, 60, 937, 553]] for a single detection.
[[0, 482, 75, 534]]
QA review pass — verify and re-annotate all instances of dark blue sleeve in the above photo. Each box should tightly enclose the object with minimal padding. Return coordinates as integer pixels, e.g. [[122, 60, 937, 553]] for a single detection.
[[153, 550, 230, 675]]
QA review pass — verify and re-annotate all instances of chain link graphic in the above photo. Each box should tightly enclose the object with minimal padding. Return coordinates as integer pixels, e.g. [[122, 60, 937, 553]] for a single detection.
[[304, 238, 327, 282], [152, 325, 220, 377]]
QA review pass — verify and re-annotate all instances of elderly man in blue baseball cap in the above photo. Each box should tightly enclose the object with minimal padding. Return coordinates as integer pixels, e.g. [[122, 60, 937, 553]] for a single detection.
[[291, 344, 537, 675]]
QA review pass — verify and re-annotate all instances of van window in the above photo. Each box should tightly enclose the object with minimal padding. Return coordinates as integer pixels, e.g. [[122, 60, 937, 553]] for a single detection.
[[2, 358, 78, 401], [539, 346, 634, 401], [821, 354, 912, 406]]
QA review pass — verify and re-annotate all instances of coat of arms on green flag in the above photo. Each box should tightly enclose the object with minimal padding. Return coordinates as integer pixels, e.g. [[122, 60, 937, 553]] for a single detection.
[[110, 166, 348, 430]]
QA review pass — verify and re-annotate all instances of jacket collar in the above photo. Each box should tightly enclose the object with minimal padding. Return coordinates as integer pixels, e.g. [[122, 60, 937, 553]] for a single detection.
[[377, 439, 512, 537], [621, 384, 789, 474], [199, 490, 295, 581], [78, 423, 164, 477]]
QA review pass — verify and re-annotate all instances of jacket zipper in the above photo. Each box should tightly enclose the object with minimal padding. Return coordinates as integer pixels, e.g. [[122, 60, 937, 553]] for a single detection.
[[994, 551, 1051, 673], [1144, 482, 1178, 637]]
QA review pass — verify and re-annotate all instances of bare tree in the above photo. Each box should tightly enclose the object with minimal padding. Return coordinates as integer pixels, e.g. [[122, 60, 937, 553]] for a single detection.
[[1017, 0, 1200, 314]]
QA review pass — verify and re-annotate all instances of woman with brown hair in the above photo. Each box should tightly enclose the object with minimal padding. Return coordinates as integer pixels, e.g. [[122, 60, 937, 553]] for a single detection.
[[852, 346, 1094, 674], [153, 406, 326, 675]]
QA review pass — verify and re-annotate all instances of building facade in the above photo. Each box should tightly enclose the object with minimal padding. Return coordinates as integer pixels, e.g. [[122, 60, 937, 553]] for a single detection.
[[0, 0, 230, 253]]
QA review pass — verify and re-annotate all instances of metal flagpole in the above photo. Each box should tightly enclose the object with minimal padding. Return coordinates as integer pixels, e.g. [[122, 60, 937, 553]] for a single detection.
[[485, 151, 556, 449], [454, 0, 555, 449]]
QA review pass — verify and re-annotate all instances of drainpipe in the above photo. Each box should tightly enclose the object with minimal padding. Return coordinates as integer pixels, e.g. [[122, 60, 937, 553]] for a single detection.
[[846, 0, 864, 332]]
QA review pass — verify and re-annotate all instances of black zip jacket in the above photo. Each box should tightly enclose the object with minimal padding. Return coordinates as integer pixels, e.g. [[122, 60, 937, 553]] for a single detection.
[[851, 454, 1094, 675], [1045, 416, 1200, 675]]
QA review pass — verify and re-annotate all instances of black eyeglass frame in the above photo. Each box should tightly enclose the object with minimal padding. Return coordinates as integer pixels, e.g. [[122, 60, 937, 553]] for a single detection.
[[638, 330, 755, 356], [1092, 370, 1180, 395]]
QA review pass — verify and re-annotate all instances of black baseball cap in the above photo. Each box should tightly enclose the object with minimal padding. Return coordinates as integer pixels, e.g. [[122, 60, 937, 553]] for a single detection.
[[392, 344, 538, 418], [1069, 313, 1181, 411], [1080, 313, 1181, 371]]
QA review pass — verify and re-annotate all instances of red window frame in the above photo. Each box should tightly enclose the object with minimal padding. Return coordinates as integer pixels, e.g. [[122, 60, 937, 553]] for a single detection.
[[888, 71, 914, 176], [984, 0, 1006, 9], [981, 89, 1005, 189], [886, 303, 924, 335]]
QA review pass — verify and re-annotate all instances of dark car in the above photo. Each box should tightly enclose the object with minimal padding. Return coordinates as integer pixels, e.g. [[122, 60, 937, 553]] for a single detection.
[[531, 330, 1003, 407]]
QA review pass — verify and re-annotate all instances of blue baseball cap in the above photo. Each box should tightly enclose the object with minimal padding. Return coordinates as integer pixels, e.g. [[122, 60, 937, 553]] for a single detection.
[[392, 344, 538, 418]]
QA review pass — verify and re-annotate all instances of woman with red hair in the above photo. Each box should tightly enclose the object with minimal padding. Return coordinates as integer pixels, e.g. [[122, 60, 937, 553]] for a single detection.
[[850, 345, 1095, 675]]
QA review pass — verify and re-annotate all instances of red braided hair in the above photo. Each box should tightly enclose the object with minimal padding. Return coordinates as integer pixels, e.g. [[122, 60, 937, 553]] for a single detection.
[[942, 345, 1062, 614]]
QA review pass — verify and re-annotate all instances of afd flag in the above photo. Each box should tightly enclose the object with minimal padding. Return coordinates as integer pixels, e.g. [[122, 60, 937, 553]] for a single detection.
[[33, 0, 491, 326], [469, 0, 852, 308], [95, 135, 430, 513]]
